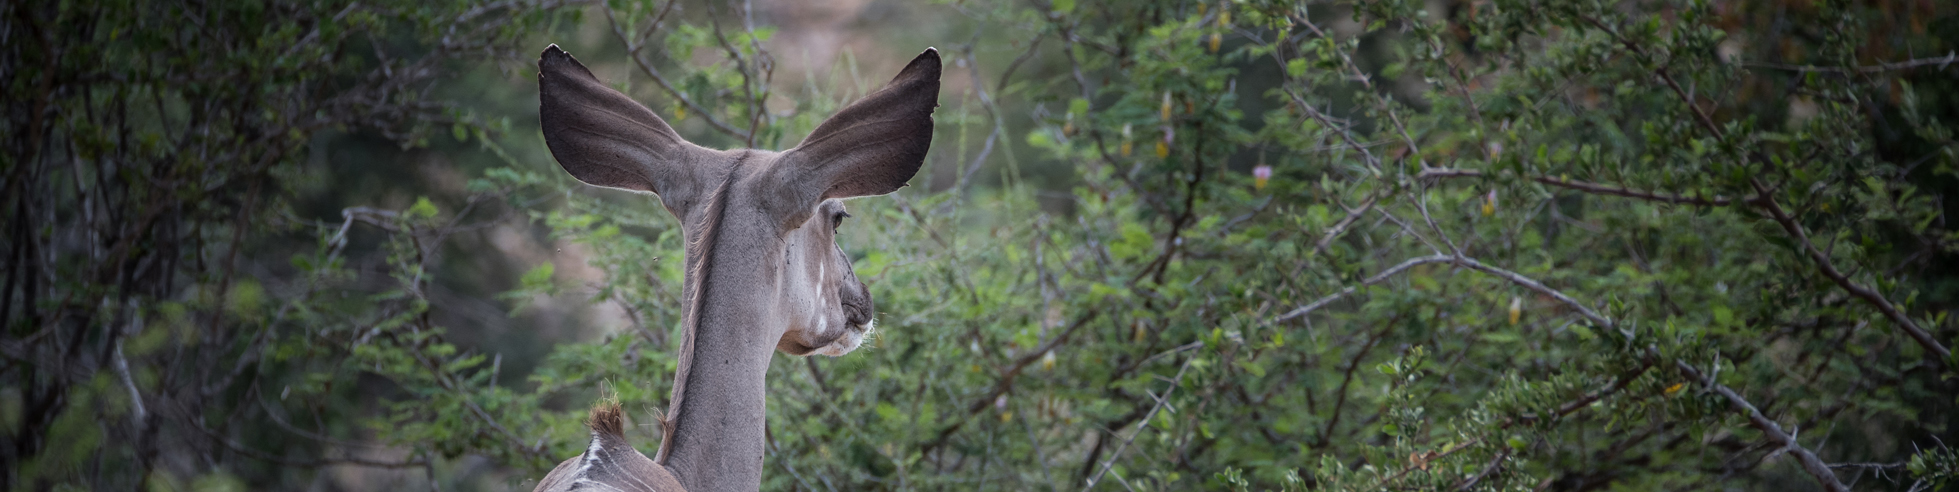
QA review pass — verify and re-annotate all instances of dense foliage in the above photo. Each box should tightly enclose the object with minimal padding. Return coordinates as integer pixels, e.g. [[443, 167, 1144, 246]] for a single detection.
[[5, 0, 1959, 491], [0, 0, 591, 489]]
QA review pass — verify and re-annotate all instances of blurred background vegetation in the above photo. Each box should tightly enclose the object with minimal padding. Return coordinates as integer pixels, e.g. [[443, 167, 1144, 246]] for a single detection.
[[4, 0, 1959, 490]]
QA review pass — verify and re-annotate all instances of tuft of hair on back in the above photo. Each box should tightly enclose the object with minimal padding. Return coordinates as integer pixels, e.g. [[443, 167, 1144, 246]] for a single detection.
[[587, 399, 625, 437]]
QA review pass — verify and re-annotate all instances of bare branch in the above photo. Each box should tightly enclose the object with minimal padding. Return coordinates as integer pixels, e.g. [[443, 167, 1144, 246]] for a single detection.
[[1457, 449, 1510, 490], [1083, 353, 1197, 489], [1273, 253, 1607, 328], [604, 3, 757, 143], [957, 42, 1005, 191], [1450, 255, 1610, 327], [1745, 51, 1958, 74], [1676, 360, 1849, 492], [1419, 168, 1740, 207], [1271, 254, 1454, 323]]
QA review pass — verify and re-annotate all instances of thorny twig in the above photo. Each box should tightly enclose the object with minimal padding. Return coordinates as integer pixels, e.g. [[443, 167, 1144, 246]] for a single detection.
[[1084, 353, 1198, 490]]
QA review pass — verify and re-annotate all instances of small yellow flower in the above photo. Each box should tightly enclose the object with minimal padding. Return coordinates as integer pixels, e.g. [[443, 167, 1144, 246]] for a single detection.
[[1155, 141, 1169, 158], [674, 106, 686, 121], [1000, 411, 1013, 423], [1218, 8, 1230, 26], [1665, 383, 1685, 396], [1208, 33, 1221, 53], [1160, 92, 1173, 121], [1253, 165, 1272, 191], [1041, 351, 1057, 371], [1120, 124, 1134, 156], [1482, 189, 1498, 216], [1508, 296, 1522, 325]]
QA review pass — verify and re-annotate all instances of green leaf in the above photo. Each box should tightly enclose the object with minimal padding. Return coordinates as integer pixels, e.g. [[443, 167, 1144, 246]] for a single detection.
[[1571, 324, 1596, 340], [521, 262, 556, 291], [407, 197, 439, 219]]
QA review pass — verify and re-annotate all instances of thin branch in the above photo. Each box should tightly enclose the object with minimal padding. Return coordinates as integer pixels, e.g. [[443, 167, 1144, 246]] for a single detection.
[[1744, 51, 1958, 74], [1311, 193, 1380, 255], [1317, 323, 1390, 448], [1271, 254, 1453, 323], [1293, 12, 1427, 169], [957, 42, 1005, 191], [604, 4, 756, 143], [111, 339, 147, 428], [186, 413, 429, 469], [1419, 168, 1740, 206], [920, 309, 1105, 454], [1578, 15, 1723, 141], [1457, 449, 1510, 490], [1275, 252, 1608, 329], [1451, 255, 1609, 326], [1676, 360, 1849, 492], [1083, 353, 1197, 490], [1748, 178, 1951, 364], [1411, 185, 1464, 255]]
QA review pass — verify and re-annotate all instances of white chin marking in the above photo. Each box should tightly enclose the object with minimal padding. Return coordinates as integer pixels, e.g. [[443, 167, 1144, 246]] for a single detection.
[[817, 319, 874, 357]]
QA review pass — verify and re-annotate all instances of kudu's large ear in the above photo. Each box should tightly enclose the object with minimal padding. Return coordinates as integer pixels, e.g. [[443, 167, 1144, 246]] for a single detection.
[[773, 48, 940, 212], [538, 45, 709, 211]]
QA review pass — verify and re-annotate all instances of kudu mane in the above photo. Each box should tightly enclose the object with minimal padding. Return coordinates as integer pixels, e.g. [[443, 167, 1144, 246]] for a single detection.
[[658, 155, 744, 462]]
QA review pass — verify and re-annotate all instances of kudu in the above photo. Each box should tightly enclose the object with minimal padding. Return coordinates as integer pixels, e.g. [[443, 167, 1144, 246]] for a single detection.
[[528, 45, 939, 492]]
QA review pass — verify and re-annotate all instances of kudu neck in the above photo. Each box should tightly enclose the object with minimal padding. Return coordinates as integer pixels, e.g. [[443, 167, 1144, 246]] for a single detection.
[[657, 203, 783, 492]]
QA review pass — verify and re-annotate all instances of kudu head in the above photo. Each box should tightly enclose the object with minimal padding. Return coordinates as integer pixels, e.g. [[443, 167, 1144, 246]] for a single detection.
[[537, 44, 938, 358]]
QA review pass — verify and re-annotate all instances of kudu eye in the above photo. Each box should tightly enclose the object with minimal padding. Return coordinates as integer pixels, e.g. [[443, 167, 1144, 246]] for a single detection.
[[832, 210, 851, 230]]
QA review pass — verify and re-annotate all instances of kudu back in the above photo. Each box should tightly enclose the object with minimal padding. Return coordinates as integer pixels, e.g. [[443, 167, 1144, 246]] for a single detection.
[[529, 44, 939, 492]]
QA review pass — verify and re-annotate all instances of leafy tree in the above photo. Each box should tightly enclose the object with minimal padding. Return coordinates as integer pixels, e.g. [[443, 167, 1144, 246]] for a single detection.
[[602, 0, 1956, 490], [0, 0, 592, 489]]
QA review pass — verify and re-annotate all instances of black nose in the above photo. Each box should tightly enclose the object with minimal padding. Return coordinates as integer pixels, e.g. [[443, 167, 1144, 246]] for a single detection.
[[841, 280, 874, 326]]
